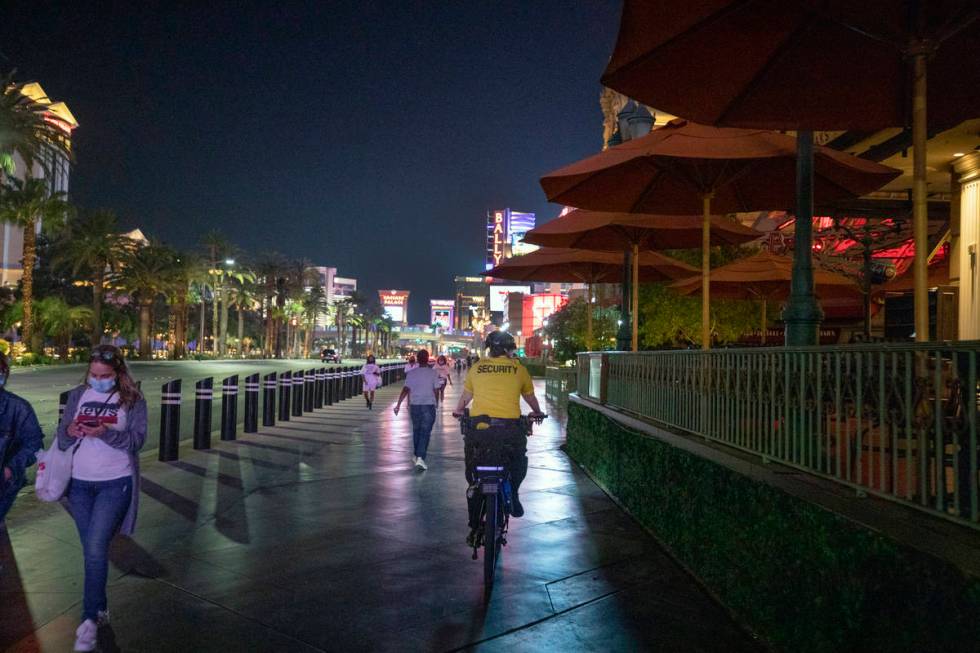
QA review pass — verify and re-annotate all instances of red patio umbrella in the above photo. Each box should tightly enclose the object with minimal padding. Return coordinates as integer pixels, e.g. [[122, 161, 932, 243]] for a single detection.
[[670, 251, 862, 343], [522, 210, 761, 350], [485, 246, 697, 347], [539, 119, 899, 349], [599, 0, 979, 343]]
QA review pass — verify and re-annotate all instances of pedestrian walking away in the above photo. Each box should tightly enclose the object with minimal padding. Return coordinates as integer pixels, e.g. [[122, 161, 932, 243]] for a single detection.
[[56, 345, 147, 652], [434, 354, 453, 403], [361, 354, 382, 409], [0, 350, 44, 528], [393, 349, 442, 470]]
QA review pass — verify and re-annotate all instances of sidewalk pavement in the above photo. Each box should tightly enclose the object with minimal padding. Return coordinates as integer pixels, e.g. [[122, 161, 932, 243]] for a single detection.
[[0, 377, 761, 652]]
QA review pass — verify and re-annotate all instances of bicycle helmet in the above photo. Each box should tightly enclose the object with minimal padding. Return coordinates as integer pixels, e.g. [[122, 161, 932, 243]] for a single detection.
[[484, 330, 516, 357]]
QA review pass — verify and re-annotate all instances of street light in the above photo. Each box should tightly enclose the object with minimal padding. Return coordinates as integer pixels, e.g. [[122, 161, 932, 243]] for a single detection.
[[225, 258, 235, 266]]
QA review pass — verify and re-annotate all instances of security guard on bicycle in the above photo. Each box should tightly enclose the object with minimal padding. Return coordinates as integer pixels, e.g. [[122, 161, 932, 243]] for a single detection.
[[453, 330, 546, 545]]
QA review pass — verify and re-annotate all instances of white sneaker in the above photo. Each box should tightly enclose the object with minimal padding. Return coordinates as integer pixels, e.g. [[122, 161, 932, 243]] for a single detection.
[[416, 458, 428, 470], [74, 619, 97, 652], [412, 456, 418, 466]]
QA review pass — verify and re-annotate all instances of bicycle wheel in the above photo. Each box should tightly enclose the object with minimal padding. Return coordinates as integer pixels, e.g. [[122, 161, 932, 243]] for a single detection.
[[483, 492, 499, 590]]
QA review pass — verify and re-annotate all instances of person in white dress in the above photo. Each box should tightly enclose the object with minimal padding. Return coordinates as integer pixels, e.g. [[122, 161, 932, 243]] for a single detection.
[[361, 354, 382, 409]]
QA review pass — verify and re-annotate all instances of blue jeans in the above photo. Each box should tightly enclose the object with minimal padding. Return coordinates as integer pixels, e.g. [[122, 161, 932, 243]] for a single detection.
[[67, 477, 132, 621], [410, 405, 436, 459]]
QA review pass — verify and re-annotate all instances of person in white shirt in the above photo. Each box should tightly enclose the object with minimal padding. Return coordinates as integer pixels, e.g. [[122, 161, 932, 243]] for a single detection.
[[360, 354, 382, 409], [434, 354, 453, 403], [56, 345, 147, 652], [393, 349, 442, 470]]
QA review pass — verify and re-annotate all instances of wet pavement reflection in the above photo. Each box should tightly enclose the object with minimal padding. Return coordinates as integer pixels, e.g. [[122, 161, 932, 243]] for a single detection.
[[1, 375, 760, 652]]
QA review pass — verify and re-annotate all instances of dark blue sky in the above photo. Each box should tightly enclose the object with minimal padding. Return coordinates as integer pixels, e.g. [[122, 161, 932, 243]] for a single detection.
[[1, 1, 621, 322]]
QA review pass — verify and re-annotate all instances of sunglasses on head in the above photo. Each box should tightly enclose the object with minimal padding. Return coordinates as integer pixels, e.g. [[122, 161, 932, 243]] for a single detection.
[[90, 349, 119, 364]]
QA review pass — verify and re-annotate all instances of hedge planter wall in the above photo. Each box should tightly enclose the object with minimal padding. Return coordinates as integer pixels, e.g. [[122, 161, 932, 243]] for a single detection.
[[566, 401, 980, 653]]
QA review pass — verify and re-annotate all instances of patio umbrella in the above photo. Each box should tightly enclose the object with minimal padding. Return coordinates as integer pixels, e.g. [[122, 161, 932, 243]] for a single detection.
[[486, 247, 697, 348], [670, 251, 862, 343], [599, 0, 979, 343], [539, 119, 899, 349], [522, 210, 761, 350]]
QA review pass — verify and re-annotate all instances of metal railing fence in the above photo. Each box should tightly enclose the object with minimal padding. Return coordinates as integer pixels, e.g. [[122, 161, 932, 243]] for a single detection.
[[545, 366, 577, 405], [577, 342, 980, 529]]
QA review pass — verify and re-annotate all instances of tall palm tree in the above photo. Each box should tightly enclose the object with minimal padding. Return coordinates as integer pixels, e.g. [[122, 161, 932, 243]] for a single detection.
[[378, 315, 395, 357], [226, 271, 259, 357], [301, 284, 328, 358], [0, 73, 72, 178], [200, 230, 231, 355], [114, 243, 178, 359], [219, 266, 252, 356], [36, 296, 92, 360], [52, 209, 133, 345], [334, 298, 352, 357], [166, 251, 206, 359], [0, 176, 70, 350], [252, 251, 287, 358]]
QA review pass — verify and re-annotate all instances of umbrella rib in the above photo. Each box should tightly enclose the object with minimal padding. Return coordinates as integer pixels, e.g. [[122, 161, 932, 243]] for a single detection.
[[629, 160, 670, 212], [603, 0, 756, 79], [716, 16, 818, 125]]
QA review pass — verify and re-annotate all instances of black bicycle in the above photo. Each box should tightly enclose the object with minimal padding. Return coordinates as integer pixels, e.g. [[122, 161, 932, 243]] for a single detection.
[[457, 411, 546, 593]]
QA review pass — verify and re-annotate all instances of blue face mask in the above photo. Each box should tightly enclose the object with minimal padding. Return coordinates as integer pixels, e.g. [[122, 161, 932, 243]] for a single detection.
[[88, 376, 116, 393], [0, 376, 6, 388]]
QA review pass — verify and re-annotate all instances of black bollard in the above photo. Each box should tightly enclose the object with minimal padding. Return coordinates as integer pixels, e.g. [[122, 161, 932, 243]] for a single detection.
[[158, 379, 181, 461], [220, 375, 238, 441], [343, 366, 351, 400], [244, 373, 259, 433], [314, 367, 325, 409], [278, 371, 291, 421], [349, 366, 357, 399], [262, 372, 277, 427], [304, 369, 315, 413], [292, 370, 304, 416], [58, 389, 71, 423], [325, 367, 335, 406], [193, 377, 213, 450]]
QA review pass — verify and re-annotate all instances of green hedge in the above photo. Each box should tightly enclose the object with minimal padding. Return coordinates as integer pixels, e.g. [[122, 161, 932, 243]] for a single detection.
[[567, 401, 980, 653]]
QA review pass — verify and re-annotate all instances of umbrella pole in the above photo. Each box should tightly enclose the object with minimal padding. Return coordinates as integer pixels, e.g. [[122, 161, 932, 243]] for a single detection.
[[911, 49, 929, 342], [784, 131, 824, 345], [586, 282, 594, 350], [761, 299, 767, 345], [701, 193, 713, 350], [631, 243, 640, 351]]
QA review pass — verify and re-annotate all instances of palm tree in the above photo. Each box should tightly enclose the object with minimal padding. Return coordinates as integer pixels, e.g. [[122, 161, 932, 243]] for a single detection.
[[226, 272, 259, 357], [334, 298, 352, 357], [52, 209, 133, 345], [378, 315, 395, 357], [0, 73, 72, 178], [114, 243, 178, 359], [252, 252, 287, 358], [200, 230, 231, 355], [301, 284, 328, 358], [166, 251, 206, 359], [0, 176, 70, 350], [35, 296, 92, 360]]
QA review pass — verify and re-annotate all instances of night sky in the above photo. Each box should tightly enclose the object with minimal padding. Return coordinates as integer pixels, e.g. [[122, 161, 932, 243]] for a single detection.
[[0, 1, 621, 322]]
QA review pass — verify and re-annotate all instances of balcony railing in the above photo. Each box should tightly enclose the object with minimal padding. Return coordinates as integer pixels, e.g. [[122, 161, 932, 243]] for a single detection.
[[544, 366, 577, 405], [577, 342, 980, 530]]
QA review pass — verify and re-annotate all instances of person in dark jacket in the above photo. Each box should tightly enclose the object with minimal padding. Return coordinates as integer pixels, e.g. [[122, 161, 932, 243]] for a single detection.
[[0, 351, 44, 526]]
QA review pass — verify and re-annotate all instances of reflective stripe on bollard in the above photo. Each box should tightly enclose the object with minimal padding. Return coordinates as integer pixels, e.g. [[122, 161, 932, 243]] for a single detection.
[[159, 379, 181, 461], [244, 373, 259, 433], [220, 375, 238, 441], [304, 369, 315, 413], [263, 372, 277, 427], [193, 377, 213, 450], [278, 371, 291, 421]]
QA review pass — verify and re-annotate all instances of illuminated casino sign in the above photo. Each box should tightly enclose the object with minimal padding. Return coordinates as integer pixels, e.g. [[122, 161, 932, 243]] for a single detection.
[[378, 289, 410, 325], [486, 209, 536, 270], [429, 299, 455, 329]]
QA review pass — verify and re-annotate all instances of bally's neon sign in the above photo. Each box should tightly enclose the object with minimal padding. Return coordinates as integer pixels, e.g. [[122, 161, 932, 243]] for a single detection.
[[492, 211, 505, 266]]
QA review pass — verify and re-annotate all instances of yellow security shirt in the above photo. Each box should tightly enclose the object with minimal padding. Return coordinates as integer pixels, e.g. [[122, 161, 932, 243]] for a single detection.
[[464, 357, 534, 419]]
